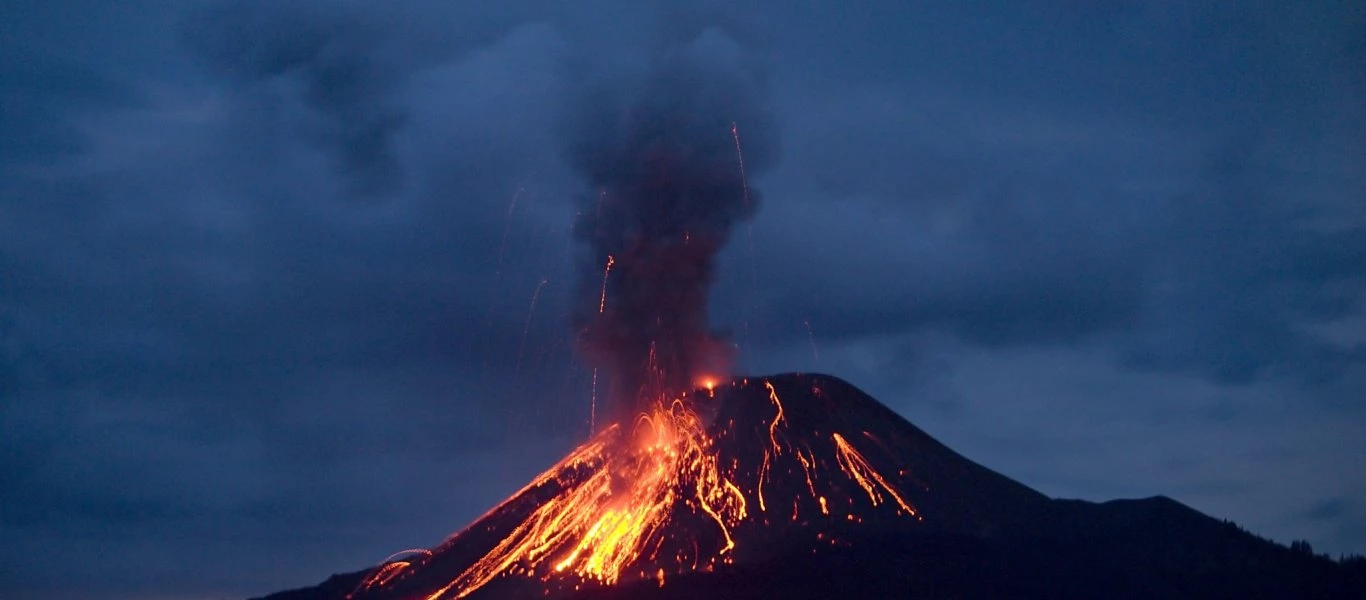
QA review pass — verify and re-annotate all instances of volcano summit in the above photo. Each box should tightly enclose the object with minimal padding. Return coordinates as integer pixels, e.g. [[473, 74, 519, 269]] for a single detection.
[[258, 374, 1364, 600]]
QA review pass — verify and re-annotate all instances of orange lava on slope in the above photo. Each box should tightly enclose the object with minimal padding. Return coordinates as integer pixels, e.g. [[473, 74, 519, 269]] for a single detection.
[[418, 396, 745, 600], [356, 379, 922, 600]]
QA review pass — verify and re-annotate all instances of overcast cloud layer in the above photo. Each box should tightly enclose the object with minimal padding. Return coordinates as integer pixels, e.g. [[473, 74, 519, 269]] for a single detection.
[[2, 2, 1364, 599]]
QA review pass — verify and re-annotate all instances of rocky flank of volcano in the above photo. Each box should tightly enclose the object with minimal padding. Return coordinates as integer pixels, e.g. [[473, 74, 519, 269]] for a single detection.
[[256, 374, 1366, 600]]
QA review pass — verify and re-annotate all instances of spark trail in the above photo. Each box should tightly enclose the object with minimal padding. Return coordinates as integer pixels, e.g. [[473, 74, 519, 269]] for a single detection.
[[494, 186, 524, 278], [513, 278, 549, 383], [481, 185, 526, 371], [731, 122, 751, 213], [732, 121, 758, 348], [597, 255, 614, 315], [805, 318, 820, 364]]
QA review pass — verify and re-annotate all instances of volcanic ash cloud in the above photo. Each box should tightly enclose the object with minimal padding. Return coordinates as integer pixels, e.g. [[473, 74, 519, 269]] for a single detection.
[[564, 28, 779, 419]]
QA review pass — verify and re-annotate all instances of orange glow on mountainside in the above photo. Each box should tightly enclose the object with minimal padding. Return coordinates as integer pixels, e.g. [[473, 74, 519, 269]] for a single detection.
[[351, 377, 925, 600]]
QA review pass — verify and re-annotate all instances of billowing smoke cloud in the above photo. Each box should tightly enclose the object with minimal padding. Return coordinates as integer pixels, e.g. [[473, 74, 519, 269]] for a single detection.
[[565, 28, 778, 417]]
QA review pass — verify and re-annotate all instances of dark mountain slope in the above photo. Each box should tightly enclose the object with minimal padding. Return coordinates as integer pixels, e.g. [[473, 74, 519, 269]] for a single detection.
[[253, 374, 1365, 600]]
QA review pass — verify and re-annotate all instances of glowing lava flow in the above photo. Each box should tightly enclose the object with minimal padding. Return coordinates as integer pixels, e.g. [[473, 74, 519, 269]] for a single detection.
[[416, 396, 745, 600], [359, 378, 923, 600], [832, 433, 917, 516]]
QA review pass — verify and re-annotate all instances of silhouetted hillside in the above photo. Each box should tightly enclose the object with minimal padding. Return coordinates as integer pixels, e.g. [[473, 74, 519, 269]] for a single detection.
[[253, 374, 1365, 600]]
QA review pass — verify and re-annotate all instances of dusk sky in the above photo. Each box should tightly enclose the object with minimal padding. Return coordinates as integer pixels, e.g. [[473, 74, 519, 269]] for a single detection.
[[3, 2, 1364, 599]]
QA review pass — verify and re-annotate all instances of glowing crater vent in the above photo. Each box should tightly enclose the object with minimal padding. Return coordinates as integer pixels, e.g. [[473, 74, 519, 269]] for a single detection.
[[349, 374, 957, 600]]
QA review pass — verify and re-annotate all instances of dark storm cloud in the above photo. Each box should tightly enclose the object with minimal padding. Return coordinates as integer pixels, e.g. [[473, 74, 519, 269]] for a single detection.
[[763, 134, 1366, 386], [1306, 498, 1352, 522], [183, 0, 408, 196], [0, 54, 137, 164], [2, 4, 584, 597], [750, 159, 1150, 346], [1122, 140, 1366, 385]]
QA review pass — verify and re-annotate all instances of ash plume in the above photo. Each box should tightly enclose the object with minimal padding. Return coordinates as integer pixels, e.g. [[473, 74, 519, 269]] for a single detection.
[[565, 28, 778, 418]]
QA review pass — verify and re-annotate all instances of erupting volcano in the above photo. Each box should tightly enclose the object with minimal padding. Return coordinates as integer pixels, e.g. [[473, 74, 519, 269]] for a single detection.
[[351, 31, 834, 600], [346, 373, 1028, 600], [346, 33, 879, 599], [265, 374, 1365, 600], [254, 29, 1365, 600]]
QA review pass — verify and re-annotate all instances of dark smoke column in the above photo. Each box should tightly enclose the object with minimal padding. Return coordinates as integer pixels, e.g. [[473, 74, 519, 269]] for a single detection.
[[565, 29, 778, 419]]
